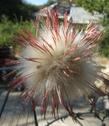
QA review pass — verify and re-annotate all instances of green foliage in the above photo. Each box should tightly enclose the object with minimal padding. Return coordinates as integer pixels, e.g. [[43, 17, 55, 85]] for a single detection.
[[76, 0, 109, 57], [99, 28, 109, 57], [46, 0, 56, 6], [0, 0, 39, 21], [76, 0, 108, 13], [0, 16, 35, 46]]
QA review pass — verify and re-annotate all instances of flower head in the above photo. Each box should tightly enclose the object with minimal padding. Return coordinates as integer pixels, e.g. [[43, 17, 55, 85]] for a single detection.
[[13, 10, 108, 117]]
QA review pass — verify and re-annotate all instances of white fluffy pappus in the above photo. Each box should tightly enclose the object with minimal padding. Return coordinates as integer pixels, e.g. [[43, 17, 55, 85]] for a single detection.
[[13, 10, 108, 117]]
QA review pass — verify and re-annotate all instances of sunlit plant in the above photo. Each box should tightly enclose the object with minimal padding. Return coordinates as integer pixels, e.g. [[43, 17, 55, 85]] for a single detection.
[[13, 9, 108, 120]]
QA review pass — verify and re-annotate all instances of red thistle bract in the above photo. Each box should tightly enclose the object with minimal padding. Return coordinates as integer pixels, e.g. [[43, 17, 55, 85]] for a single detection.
[[13, 10, 108, 118]]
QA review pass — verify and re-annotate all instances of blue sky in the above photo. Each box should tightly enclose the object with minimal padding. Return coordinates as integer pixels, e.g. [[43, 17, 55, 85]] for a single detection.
[[24, 0, 48, 5]]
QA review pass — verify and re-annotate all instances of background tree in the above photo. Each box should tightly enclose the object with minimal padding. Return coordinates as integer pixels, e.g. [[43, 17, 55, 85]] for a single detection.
[[75, 0, 109, 25], [46, 0, 56, 6], [0, 0, 39, 21], [0, 0, 39, 46], [46, 0, 75, 5], [75, 0, 109, 57]]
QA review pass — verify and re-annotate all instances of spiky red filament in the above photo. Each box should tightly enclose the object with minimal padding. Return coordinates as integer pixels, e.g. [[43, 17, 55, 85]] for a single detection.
[[13, 9, 104, 119]]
